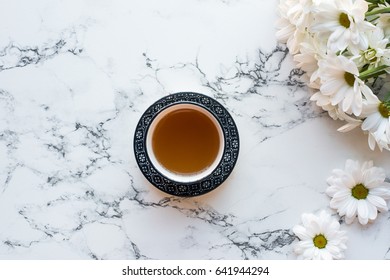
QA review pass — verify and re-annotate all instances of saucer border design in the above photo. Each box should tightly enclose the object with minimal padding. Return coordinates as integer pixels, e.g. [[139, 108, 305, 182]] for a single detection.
[[134, 92, 239, 197]]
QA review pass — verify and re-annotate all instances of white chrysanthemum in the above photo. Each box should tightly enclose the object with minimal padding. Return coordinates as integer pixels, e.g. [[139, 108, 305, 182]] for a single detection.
[[355, 27, 390, 69], [293, 34, 327, 88], [326, 159, 390, 225], [361, 95, 390, 151], [318, 55, 375, 116], [276, 0, 295, 42], [310, 91, 336, 115], [285, 0, 322, 29], [276, 0, 310, 54], [277, 0, 390, 151], [293, 210, 347, 260], [376, 4, 390, 38], [310, 90, 364, 129], [311, 0, 375, 54], [276, 21, 308, 55]]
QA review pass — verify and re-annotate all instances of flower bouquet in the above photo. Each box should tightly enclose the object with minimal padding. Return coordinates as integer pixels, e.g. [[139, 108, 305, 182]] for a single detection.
[[292, 159, 390, 259], [277, 0, 390, 151]]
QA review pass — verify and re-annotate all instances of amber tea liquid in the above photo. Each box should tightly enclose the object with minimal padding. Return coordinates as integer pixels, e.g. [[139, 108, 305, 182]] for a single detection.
[[152, 108, 220, 175]]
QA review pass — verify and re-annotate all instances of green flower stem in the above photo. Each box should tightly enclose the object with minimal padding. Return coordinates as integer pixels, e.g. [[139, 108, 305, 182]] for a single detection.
[[359, 65, 389, 80], [385, 92, 390, 102], [366, 7, 390, 17], [368, 15, 380, 22], [366, 0, 390, 6], [367, 3, 379, 12], [365, 0, 387, 3]]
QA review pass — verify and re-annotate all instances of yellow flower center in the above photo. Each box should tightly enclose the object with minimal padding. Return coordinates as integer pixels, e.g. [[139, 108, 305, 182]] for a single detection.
[[351, 183, 369, 200], [378, 102, 390, 118], [339, 13, 351, 28], [364, 48, 377, 62], [344, 72, 355, 87], [313, 234, 327, 249]]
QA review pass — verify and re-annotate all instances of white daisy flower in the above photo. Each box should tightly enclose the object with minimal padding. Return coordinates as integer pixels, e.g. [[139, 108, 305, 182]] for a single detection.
[[311, 0, 375, 54], [310, 90, 334, 112], [318, 55, 376, 116], [375, 4, 390, 38], [276, 0, 310, 55], [310, 91, 363, 128], [355, 27, 390, 69], [326, 159, 390, 225], [284, 0, 320, 29], [276, 20, 308, 55], [293, 210, 347, 260], [293, 34, 327, 87], [276, 0, 390, 152], [276, 0, 295, 42], [361, 95, 390, 151]]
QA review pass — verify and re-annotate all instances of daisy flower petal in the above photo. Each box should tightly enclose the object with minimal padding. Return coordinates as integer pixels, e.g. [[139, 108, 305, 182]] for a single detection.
[[366, 195, 389, 212], [292, 225, 313, 240]]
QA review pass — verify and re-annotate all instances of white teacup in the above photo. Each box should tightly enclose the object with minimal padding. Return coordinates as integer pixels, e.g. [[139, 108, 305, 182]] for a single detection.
[[146, 103, 225, 183]]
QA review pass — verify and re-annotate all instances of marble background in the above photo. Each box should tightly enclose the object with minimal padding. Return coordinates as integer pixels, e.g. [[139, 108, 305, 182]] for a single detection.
[[0, 0, 389, 259]]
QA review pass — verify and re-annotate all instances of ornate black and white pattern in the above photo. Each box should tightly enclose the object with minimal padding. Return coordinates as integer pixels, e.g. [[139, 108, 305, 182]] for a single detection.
[[134, 92, 239, 197]]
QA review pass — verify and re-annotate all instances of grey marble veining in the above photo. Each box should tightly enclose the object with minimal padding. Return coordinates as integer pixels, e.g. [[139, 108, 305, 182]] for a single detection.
[[0, 0, 389, 260]]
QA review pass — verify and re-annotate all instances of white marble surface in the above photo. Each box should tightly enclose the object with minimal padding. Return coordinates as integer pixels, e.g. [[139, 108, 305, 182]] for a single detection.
[[0, 0, 389, 260]]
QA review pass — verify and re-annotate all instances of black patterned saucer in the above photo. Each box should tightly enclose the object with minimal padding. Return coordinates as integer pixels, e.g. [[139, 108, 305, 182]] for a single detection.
[[133, 92, 239, 197]]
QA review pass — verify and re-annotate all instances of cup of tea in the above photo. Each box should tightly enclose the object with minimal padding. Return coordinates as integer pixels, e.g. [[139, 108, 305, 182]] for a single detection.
[[146, 102, 225, 183], [134, 92, 239, 197]]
